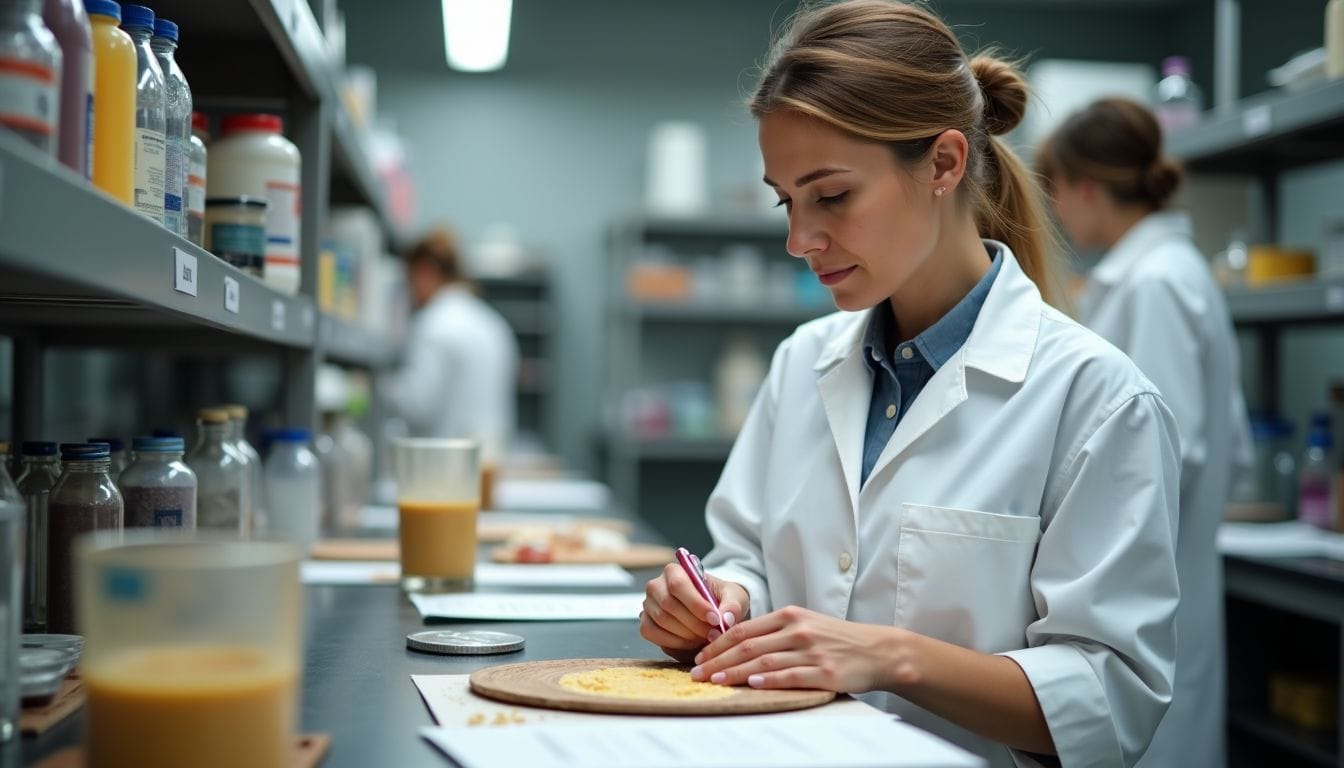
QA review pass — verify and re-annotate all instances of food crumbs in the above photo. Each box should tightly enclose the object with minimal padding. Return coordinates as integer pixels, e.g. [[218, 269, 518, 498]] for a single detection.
[[558, 667, 736, 701], [466, 713, 486, 726]]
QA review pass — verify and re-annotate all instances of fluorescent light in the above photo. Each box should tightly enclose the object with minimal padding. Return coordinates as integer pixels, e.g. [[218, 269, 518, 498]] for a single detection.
[[442, 0, 513, 73]]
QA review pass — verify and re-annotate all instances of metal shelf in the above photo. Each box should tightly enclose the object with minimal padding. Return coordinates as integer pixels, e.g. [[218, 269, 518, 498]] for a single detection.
[[630, 214, 788, 240], [0, 134, 315, 349], [626, 302, 830, 325], [1168, 78, 1344, 175], [609, 434, 736, 462], [319, 315, 395, 369], [1225, 279, 1344, 325]]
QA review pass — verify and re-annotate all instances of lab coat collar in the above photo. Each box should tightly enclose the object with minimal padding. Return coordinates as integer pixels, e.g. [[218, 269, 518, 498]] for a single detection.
[[1091, 210, 1193, 286], [813, 241, 1040, 385]]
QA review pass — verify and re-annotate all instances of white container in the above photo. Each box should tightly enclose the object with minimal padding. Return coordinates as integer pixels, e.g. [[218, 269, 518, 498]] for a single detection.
[[262, 429, 320, 550], [1329, 0, 1344, 80], [644, 121, 707, 217], [208, 113, 302, 295]]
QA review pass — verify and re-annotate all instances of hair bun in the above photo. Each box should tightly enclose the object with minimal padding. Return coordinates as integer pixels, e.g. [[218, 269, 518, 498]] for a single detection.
[[1144, 157, 1183, 208], [970, 56, 1028, 136]]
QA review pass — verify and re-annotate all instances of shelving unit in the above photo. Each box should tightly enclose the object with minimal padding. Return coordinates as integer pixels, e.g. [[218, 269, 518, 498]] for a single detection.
[[477, 272, 556, 448], [0, 0, 401, 446]]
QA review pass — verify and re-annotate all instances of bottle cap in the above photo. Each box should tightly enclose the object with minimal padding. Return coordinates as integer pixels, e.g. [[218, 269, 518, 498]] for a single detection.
[[87, 437, 125, 453], [60, 443, 110, 460], [265, 428, 311, 443], [1162, 55, 1191, 76], [219, 404, 249, 421], [84, 0, 121, 22], [119, 4, 154, 31], [221, 114, 284, 136], [197, 408, 231, 424], [132, 436, 185, 453], [406, 630, 525, 656], [152, 18, 178, 43], [21, 441, 58, 457]]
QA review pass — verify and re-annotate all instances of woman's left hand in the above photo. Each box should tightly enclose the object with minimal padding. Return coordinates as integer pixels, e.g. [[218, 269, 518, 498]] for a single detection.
[[689, 605, 894, 693]]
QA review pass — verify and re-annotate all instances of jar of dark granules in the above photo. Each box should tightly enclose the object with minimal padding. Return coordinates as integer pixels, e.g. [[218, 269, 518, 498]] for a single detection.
[[121, 437, 197, 529], [46, 443, 123, 634]]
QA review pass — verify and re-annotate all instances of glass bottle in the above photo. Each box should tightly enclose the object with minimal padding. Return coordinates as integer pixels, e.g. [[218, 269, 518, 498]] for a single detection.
[[150, 16, 189, 237], [222, 404, 264, 534], [313, 413, 346, 535], [121, 436, 196, 529], [42, 0, 92, 176], [262, 429, 320, 550], [87, 436, 127, 483], [1154, 55, 1203, 132], [46, 443, 122, 634], [187, 111, 207, 245], [85, 0, 135, 206], [118, 3, 164, 225], [15, 441, 59, 633], [0, 450, 22, 743], [0, 0, 61, 156], [186, 408, 247, 537], [1299, 414, 1334, 529]]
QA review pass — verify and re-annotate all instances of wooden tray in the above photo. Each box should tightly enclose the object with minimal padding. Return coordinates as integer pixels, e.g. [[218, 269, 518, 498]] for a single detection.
[[35, 734, 331, 768], [490, 543, 675, 569], [310, 538, 397, 561], [469, 658, 835, 716]]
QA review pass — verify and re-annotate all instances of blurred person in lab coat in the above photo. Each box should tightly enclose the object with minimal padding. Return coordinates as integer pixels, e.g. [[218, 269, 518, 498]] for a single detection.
[[1037, 97, 1252, 768], [381, 228, 518, 452], [639, 3, 1181, 766]]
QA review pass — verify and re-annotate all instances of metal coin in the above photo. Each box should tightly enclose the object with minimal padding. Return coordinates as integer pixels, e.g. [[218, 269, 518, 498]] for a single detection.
[[406, 630, 525, 655]]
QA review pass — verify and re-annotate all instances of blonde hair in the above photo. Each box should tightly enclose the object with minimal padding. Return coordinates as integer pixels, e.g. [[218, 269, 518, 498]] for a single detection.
[[1036, 97, 1183, 210], [750, 0, 1063, 306]]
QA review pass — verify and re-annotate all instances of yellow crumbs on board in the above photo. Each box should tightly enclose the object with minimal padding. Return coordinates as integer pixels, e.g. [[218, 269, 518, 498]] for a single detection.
[[558, 667, 737, 701]]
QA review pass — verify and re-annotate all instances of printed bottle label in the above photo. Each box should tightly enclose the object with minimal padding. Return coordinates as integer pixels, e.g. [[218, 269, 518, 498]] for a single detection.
[[133, 127, 167, 223], [0, 57, 57, 141]]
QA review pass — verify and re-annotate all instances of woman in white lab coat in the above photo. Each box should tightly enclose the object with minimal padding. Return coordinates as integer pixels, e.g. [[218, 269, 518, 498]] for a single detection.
[[639, 3, 1182, 767], [1037, 98, 1251, 768]]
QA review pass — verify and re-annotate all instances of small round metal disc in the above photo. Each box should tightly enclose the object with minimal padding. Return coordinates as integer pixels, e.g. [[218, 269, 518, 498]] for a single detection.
[[407, 630, 525, 655]]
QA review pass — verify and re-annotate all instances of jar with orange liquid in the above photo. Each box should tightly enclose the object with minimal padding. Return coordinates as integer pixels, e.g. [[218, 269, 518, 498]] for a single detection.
[[392, 438, 480, 591], [84, 0, 134, 205], [77, 533, 301, 768]]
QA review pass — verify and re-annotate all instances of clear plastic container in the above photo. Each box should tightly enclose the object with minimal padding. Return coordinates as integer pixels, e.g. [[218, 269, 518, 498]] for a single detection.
[[77, 532, 302, 768], [222, 404, 263, 534], [119, 3, 164, 225], [150, 17, 189, 237], [0, 0, 62, 156], [1155, 55, 1203, 132], [16, 441, 60, 633], [187, 111, 207, 245], [0, 457, 22, 742], [207, 113, 302, 294], [121, 436, 196, 529], [46, 442, 123, 635], [262, 429, 320, 551], [85, 0, 135, 206], [42, 0, 92, 176], [1299, 414, 1334, 528], [185, 408, 247, 538]]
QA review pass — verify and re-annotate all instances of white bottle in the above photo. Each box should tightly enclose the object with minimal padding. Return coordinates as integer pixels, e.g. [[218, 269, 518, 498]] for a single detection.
[[715, 334, 767, 436], [1328, 0, 1344, 80], [207, 113, 302, 294], [262, 428, 320, 550]]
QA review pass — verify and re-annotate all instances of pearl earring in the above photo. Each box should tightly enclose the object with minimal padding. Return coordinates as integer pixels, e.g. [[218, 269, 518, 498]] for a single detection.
[[934, 186, 947, 196]]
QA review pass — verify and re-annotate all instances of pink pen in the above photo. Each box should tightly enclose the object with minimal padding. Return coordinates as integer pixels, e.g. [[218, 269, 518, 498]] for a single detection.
[[676, 546, 727, 635]]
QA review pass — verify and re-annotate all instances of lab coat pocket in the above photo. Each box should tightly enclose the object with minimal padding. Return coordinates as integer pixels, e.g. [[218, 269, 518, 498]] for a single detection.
[[894, 504, 1041, 652]]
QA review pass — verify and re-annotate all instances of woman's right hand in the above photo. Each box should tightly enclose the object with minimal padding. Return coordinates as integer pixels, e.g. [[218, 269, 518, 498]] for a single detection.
[[640, 563, 749, 663]]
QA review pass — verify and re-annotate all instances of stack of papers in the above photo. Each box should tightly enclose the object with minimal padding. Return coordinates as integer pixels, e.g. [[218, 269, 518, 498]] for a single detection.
[[301, 561, 635, 588]]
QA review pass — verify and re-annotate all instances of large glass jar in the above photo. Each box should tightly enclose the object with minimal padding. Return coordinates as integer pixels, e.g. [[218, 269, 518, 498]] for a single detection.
[[186, 408, 247, 537], [121, 436, 197, 529]]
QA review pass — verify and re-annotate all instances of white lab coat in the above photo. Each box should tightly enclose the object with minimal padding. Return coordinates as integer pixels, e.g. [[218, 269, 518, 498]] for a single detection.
[[382, 284, 519, 446], [704, 245, 1181, 768], [1077, 212, 1252, 768]]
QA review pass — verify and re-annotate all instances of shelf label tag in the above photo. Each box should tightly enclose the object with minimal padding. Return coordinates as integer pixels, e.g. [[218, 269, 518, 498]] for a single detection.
[[1241, 105, 1271, 138], [271, 299, 286, 332], [173, 248, 198, 297], [224, 276, 240, 314], [1326, 286, 1344, 313]]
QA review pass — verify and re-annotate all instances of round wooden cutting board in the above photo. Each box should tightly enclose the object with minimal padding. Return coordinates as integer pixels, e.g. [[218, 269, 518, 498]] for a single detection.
[[469, 658, 836, 716]]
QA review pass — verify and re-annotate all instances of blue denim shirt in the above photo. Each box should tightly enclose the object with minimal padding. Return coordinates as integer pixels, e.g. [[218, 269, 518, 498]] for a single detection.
[[859, 246, 1002, 486]]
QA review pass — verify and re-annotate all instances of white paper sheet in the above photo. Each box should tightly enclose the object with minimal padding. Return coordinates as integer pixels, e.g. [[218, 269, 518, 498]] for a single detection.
[[1218, 521, 1344, 560], [410, 592, 645, 621], [410, 674, 891, 728], [301, 561, 634, 588], [420, 715, 984, 768]]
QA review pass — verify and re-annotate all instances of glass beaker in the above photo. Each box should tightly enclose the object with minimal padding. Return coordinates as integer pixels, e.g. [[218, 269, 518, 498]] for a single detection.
[[392, 438, 479, 592]]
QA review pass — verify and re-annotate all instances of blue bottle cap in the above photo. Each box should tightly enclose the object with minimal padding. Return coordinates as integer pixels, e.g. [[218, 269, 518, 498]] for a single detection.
[[84, 0, 121, 22], [131, 436, 185, 453], [21, 441, 58, 457], [60, 443, 110, 460], [119, 4, 154, 31], [265, 428, 312, 443], [87, 437, 125, 453], [152, 18, 178, 42]]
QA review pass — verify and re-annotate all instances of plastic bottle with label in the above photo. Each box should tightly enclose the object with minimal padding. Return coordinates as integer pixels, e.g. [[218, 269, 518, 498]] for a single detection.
[[186, 110, 206, 245], [42, 0, 91, 176], [207, 113, 302, 294], [0, 0, 62, 156], [1299, 414, 1334, 529], [118, 4, 163, 225], [84, 0, 133, 205], [150, 17, 189, 237]]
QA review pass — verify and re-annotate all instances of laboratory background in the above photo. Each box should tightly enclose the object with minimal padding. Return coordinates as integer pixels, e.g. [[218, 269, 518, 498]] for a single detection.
[[2, 0, 1344, 766]]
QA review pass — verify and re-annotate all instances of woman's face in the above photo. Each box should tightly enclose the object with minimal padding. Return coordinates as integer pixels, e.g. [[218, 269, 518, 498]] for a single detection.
[[1048, 176, 1105, 251], [759, 110, 939, 312]]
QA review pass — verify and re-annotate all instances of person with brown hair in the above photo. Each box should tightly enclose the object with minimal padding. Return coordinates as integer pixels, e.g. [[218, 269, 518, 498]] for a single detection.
[[639, 3, 1181, 766], [1038, 97, 1251, 768], [382, 227, 518, 452]]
